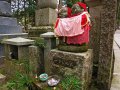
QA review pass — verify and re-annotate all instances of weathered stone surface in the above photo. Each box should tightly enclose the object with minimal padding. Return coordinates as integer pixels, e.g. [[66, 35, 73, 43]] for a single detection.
[[3, 37, 34, 46], [37, 0, 57, 9], [28, 26, 54, 38], [0, 33, 28, 59], [40, 32, 54, 38], [3, 38, 34, 60], [35, 8, 57, 26], [58, 44, 88, 52], [29, 46, 41, 76], [0, 25, 22, 34], [0, 17, 17, 26], [97, 0, 117, 90], [41, 32, 56, 74], [0, 1, 12, 16], [49, 49, 93, 90]]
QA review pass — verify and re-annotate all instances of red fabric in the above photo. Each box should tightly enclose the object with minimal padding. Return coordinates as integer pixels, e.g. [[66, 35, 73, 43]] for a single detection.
[[77, 2, 87, 11], [55, 7, 71, 28], [81, 14, 88, 26], [67, 7, 72, 17], [67, 24, 90, 44], [55, 19, 59, 28]]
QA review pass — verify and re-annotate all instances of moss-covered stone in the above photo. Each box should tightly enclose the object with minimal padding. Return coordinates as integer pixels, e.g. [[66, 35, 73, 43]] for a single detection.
[[57, 44, 88, 53]]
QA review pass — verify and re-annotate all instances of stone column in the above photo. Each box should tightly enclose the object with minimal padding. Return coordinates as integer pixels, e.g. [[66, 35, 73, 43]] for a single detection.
[[40, 32, 56, 75], [29, 46, 40, 77], [97, 0, 117, 89], [35, 0, 57, 26]]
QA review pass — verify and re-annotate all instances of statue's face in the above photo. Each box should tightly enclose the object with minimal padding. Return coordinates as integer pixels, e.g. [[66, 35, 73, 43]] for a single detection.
[[72, 4, 83, 14], [58, 7, 68, 18]]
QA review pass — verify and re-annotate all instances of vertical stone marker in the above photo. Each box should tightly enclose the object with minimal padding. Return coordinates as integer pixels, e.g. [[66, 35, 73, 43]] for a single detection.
[[97, 0, 117, 89], [35, 0, 57, 26], [0, 0, 27, 62]]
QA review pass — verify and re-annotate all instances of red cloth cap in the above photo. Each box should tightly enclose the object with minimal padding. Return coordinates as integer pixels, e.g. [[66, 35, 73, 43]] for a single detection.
[[77, 2, 87, 11]]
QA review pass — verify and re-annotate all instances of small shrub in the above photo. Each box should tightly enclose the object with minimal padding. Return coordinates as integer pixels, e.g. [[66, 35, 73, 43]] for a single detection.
[[34, 38, 46, 48]]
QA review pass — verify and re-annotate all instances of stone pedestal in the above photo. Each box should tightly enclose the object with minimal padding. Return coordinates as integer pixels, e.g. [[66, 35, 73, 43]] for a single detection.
[[40, 32, 56, 74], [3, 37, 34, 60], [49, 49, 93, 90], [35, 8, 57, 26]]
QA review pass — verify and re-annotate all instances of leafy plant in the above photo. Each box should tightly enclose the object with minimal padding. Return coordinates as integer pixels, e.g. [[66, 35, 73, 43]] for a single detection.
[[67, 0, 83, 7], [5, 60, 35, 90], [34, 38, 46, 48], [61, 75, 82, 90]]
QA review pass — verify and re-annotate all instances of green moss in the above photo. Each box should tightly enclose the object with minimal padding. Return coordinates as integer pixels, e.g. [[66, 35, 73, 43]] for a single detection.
[[58, 44, 88, 52]]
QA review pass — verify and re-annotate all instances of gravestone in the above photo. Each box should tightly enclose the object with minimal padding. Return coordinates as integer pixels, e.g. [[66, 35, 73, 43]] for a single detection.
[[0, 0, 27, 63]]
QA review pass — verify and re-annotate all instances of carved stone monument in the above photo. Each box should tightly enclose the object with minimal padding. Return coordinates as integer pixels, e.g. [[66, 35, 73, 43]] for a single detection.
[[0, 0, 27, 63]]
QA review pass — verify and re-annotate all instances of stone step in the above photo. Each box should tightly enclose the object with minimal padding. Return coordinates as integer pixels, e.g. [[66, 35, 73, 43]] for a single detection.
[[0, 16, 17, 26], [0, 74, 6, 85], [0, 25, 22, 34], [0, 1, 12, 16]]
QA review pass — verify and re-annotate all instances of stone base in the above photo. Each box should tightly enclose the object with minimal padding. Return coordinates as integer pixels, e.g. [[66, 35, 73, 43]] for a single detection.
[[35, 8, 57, 26], [49, 49, 93, 90], [57, 44, 88, 52]]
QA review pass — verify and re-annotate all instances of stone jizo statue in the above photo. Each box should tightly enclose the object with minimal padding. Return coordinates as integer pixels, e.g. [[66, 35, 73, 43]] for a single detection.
[[54, 2, 91, 52]]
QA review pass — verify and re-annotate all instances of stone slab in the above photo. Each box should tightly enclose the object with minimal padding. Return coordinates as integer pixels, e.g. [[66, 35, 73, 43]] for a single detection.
[[3, 37, 34, 46], [0, 33, 28, 39], [49, 49, 93, 90], [0, 16, 17, 26], [0, 1, 12, 16], [35, 8, 57, 26], [0, 25, 22, 34], [40, 32, 55, 38]]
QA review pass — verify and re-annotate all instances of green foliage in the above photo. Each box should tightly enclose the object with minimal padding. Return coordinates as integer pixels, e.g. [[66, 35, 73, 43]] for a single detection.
[[43, 75, 82, 90], [6, 72, 33, 90], [61, 75, 82, 90], [67, 0, 83, 8], [34, 38, 46, 48], [5, 60, 35, 90]]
